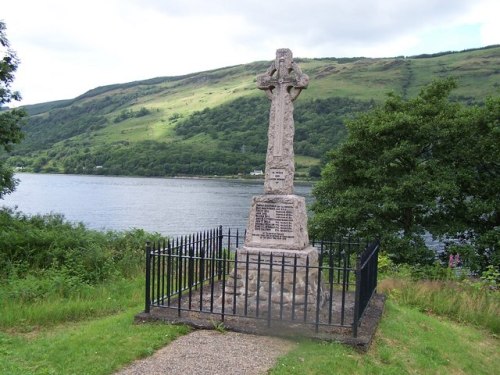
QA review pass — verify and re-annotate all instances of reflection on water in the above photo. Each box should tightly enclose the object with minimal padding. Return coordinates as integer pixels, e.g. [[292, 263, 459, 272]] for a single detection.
[[2, 173, 313, 237]]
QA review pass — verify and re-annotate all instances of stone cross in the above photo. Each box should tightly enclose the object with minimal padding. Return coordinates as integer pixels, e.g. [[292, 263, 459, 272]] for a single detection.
[[257, 48, 309, 195], [222, 51, 318, 313]]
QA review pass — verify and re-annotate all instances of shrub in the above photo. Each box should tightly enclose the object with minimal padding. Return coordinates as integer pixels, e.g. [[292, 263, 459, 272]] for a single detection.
[[0, 208, 159, 294]]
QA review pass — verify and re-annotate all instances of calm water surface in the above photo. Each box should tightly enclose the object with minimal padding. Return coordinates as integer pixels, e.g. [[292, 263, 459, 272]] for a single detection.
[[2, 173, 313, 237]]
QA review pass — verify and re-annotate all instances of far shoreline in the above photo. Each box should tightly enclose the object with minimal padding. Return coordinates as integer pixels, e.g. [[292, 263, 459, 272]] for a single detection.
[[13, 171, 318, 185]]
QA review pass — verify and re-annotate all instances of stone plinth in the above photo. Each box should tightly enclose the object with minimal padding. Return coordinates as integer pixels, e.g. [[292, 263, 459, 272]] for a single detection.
[[244, 194, 309, 250]]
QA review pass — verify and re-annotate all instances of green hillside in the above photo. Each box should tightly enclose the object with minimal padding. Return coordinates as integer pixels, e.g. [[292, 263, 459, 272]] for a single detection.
[[3, 45, 500, 177]]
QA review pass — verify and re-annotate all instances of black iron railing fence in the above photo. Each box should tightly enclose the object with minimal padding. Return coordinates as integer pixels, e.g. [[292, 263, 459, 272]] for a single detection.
[[144, 226, 379, 337]]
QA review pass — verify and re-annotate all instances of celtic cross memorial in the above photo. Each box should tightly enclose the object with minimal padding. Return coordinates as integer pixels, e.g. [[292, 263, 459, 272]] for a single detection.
[[242, 48, 313, 251], [257, 48, 309, 195], [222, 49, 323, 313]]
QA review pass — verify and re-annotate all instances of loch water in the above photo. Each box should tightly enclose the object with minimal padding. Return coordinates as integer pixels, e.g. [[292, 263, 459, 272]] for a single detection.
[[1, 173, 313, 237]]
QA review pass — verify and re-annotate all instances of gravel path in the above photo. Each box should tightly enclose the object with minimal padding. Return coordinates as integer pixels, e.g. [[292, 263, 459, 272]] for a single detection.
[[115, 330, 296, 375]]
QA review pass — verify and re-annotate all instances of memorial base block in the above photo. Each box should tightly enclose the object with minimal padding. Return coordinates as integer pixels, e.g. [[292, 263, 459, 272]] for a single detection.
[[244, 194, 309, 250]]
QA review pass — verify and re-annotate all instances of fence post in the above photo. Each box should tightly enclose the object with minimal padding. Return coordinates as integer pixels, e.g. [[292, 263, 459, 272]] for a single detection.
[[374, 239, 380, 293], [199, 247, 205, 310], [315, 253, 323, 333], [188, 246, 194, 309], [267, 252, 274, 328], [352, 254, 362, 337], [218, 225, 223, 279], [145, 241, 152, 313], [167, 239, 172, 306], [340, 250, 347, 325]]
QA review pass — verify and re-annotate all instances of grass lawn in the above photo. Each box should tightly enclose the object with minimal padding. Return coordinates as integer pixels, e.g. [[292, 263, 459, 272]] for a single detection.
[[270, 300, 499, 375], [0, 308, 189, 375], [4, 209, 496, 373], [1, 297, 498, 374]]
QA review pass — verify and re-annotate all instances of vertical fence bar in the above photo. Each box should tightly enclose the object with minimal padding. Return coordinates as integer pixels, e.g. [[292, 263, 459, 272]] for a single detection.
[[363, 244, 370, 312], [279, 253, 285, 320], [267, 252, 273, 328], [199, 247, 205, 311], [212, 228, 216, 260], [156, 241, 161, 306], [174, 237, 179, 294], [151, 242, 156, 306], [210, 237, 216, 312], [232, 251, 238, 314], [353, 254, 362, 337], [206, 230, 210, 261], [167, 239, 172, 306], [341, 250, 347, 325], [221, 249, 227, 322], [180, 236, 185, 290], [244, 252, 250, 316], [188, 246, 194, 310], [256, 252, 261, 318], [206, 230, 212, 280], [218, 227, 223, 280], [177, 241, 183, 317], [194, 233, 199, 289], [145, 241, 152, 313], [315, 255, 323, 333], [346, 237, 352, 291], [303, 255, 310, 323], [200, 231, 208, 287], [160, 240, 165, 305], [375, 242, 379, 285], [291, 254, 297, 321], [328, 242, 334, 324], [337, 238, 342, 283]]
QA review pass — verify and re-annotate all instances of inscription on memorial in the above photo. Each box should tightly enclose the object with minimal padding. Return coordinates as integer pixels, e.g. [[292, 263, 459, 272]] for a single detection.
[[269, 168, 286, 189], [253, 202, 294, 241]]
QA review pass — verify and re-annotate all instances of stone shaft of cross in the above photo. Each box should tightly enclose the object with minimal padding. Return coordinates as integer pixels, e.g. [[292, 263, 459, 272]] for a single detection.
[[257, 48, 309, 195]]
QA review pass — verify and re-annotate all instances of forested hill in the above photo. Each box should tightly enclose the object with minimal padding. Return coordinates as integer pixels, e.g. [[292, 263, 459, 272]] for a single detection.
[[4, 45, 500, 178]]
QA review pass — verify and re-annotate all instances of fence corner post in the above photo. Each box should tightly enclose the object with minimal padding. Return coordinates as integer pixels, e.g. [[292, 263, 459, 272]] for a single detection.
[[145, 241, 152, 313], [352, 253, 362, 337]]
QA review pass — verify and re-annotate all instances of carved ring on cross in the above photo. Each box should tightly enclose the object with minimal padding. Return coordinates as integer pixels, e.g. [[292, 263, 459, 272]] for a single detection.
[[256, 48, 309, 101]]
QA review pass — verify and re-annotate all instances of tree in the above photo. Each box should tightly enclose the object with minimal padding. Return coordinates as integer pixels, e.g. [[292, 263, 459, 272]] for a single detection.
[[310, 78, 499, 268], [0, 21, 26, 198], [440, 96, 500, 270]]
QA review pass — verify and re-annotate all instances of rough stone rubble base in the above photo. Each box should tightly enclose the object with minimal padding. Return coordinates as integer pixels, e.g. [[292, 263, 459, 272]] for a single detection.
[[222, 245, 326, 314]]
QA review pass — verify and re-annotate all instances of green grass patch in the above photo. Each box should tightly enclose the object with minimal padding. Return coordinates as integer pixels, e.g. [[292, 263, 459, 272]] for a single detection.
[[295, 155, 320, 167], [0, 277, 144, 331], [379, 278, 500, 334], [270, 301, 499, 375], [0, 308, 189, 375]]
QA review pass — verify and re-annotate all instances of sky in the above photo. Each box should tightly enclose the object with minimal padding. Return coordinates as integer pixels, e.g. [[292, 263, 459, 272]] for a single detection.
[[2, 0, 499, 106]]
